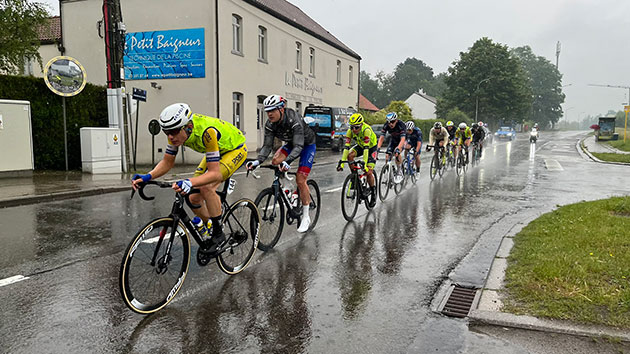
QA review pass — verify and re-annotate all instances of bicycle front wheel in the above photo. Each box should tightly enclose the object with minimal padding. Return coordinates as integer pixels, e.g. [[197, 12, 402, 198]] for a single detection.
[[305, 180, 321, 230], [379, 164, 390, 201], [254, 188, 284, 251], [119, 217, 190, 314], [456, 154, 464, 176], [430, 154, 438, 180], [341, 174, 359, 221], [217, 199, 260, 275]]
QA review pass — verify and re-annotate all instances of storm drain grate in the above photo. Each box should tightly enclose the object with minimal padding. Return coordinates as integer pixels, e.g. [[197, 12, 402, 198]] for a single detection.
[[441, 286, 478, 318]]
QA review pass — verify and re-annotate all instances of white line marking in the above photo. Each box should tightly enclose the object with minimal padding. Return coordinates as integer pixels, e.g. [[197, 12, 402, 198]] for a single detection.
[[544, 159, 564, 171], [324, 186, 343, 193], [0, 275, 29, 287]]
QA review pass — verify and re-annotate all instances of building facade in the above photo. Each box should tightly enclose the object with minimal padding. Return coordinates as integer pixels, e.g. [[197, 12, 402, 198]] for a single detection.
[[405, 90, 437, 120], [37, 0, 360, 164]]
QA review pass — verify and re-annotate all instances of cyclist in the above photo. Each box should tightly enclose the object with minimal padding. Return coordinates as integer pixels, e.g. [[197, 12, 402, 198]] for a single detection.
[[131, 103, 247, 253], [455, 122, 472, 164], [376, 112, 407, 183], [471, 122, 486, 157], [404, 120, 422, 173], [426, 122, 449, 164], [246, 94, 316, 233], [337, 113, 377, 207]]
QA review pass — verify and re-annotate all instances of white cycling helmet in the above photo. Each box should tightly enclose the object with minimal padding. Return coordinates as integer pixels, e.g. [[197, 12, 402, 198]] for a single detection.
[[386, 112, 398, 122], [263, 94, 286, 111], [405, 121, 415, 130], [159, 103, 192, 130], [458, 122, 468, 130]]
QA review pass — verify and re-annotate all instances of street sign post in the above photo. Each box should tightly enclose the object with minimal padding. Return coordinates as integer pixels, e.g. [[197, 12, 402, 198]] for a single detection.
[[131, 87, 147, 170], [624, 105, 630, 142]]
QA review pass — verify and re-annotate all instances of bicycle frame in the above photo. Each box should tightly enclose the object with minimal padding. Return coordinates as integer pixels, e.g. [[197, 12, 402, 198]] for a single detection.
[[252, 166, 302, 220]]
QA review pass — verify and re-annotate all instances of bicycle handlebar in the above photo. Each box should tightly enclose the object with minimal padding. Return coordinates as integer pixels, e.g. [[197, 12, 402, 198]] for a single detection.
[[131, 180, 202, 209], [247, 164, 294, 181]]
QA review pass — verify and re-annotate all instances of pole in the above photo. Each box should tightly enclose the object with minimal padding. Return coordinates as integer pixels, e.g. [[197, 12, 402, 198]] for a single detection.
[[151, 135, 155, 166], [624, 111, 627, 142], [62, 96, 68, 171], [133, 99, 139, 170], [475, 97, 479, 123]]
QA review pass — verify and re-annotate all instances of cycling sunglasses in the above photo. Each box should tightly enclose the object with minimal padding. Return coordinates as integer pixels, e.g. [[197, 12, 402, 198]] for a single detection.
[[351, 124, 362, 130], [163, 127, 182, 136]]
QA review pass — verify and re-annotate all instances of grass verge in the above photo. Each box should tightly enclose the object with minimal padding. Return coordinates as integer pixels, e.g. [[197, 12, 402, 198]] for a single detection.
[[503, 196, 630, 328], [591, 152, 630, 163], [607, 139, 630, 152]]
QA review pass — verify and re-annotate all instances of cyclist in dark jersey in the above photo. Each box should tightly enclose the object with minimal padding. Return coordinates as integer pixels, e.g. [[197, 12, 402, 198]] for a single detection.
[[471, 122, 486, 157], [376, 112, 407, 181], [246, 94, 316, 233], [404, 120, 422, 172]]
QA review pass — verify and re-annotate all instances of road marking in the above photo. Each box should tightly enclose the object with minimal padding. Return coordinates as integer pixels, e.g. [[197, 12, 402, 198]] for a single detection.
[[324, 186, 343, 193], [0, 275, 29, 287], [544, 159, 564, 171]]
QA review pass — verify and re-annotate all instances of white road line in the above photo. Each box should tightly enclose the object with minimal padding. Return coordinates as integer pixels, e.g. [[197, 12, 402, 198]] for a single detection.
[[324, 186, 343, 193], [544, 159, 564, 171], [0, 275, 29, 287]]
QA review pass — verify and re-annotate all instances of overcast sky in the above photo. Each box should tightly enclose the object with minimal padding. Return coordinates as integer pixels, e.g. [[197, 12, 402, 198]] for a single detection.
[[40, 0, 629, 121]]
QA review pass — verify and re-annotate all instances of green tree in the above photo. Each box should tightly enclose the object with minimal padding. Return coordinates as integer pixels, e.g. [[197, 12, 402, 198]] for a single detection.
[[437, 37, 532, 127], [444, 108, 471, 125], [360, 70, 391, 109], [389, 57, 434, 101], [384, 101, 413, 122], [511, 46, 565, 129], [0, 0, 50, 74], [423, 72, 448, 98]]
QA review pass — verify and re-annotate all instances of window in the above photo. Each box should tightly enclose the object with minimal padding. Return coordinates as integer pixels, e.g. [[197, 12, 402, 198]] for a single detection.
[[233, 92, 243, 131], [258, 26, 267, 62], [336, 60, 341, 85], [295, 102, 302, 116], [295, 42, 302, 72], [309, 47, 315, 76], [232, 14, 242, 54], [348, 65, 353, 89]]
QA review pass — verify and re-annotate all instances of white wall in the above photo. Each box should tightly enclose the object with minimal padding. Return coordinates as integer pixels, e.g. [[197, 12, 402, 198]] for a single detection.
[[406, 93, 436, 119]]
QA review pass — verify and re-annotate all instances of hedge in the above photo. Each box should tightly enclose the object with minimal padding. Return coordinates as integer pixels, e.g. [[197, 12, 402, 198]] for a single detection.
[[0, 75, 108, 170]]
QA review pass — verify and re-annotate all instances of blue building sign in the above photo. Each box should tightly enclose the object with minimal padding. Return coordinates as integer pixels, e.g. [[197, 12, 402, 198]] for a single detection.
[[124, 28, 205, 80]]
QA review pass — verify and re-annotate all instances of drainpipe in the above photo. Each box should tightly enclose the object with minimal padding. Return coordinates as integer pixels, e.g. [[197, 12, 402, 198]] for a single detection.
[[58, 0, 65, 55]]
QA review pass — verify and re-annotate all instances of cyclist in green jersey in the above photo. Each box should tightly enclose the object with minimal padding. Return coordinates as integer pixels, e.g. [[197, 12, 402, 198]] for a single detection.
[[131, 103, 247, 253], [336, 113, 377, 207]]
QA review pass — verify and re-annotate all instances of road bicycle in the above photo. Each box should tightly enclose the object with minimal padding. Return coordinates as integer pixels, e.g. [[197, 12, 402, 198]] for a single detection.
[[446, 142, 456, 170], [428, 145, 446, 180], [250, 165, 321, 251], [401, 148, 419, 187], [119, 179, 260, 314], [339, 160, 378, 221], [456, 145, 469, 176], [471, 141, 481, 167], [378, 151, 404, 201]]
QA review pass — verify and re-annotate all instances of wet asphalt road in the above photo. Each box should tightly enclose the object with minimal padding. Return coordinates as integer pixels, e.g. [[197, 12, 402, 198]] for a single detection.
[[1, 131, 629, 354]]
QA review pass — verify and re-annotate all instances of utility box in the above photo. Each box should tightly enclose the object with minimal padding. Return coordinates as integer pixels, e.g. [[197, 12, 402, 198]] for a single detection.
[[80, 127, 122, 173], [0, 100, 34, 174]]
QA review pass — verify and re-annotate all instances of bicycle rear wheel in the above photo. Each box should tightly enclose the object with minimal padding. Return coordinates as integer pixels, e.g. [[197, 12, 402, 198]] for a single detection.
[[378, 164, 390, 201], [394, 165, 404, 195], [410, 161, 417, 185], [254, 188, 284, 251], [119, 217, 190, 314], [471, 147, 477, 167], [217, 199, 260, 275], [341, 174, 359, 221], [430, 154, 439, 180]]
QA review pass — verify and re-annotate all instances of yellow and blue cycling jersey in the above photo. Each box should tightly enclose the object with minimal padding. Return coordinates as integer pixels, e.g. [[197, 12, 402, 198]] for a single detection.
[[166, 113, 247, 179], [455, 127, 472, 144]]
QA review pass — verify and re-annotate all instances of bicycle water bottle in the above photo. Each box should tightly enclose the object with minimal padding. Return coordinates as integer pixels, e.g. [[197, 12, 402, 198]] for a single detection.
[[290, 190, 299, 208], [192, 216, 210, 241]]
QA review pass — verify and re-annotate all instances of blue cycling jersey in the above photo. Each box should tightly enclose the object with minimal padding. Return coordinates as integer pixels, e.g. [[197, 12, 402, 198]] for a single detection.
[[407, 127, 422, 146]]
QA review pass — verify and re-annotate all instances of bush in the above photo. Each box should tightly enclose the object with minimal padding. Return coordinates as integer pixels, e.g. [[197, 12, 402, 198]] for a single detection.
[[384, 101, 413, 121], [0, 75, 108, 169]]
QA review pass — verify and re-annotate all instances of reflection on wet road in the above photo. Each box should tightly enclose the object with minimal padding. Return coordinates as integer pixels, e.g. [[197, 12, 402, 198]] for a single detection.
[[1, 131, 628, 353]]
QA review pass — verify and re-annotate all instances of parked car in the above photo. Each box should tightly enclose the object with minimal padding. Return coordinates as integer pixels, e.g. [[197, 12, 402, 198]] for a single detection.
[[494, 126, 516, 141], [304, 105, 355, 151], [371, 124, 391, 146]]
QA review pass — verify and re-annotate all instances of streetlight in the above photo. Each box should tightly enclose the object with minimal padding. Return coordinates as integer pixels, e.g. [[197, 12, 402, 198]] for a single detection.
[[475, 78, 492, 123]]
